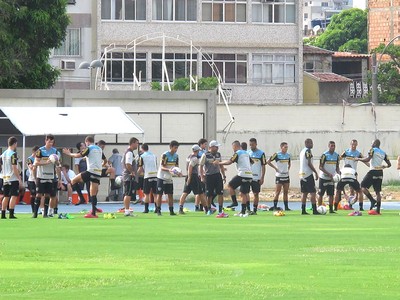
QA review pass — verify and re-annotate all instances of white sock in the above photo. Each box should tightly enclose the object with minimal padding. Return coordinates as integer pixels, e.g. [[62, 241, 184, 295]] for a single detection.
[[125, 209, 130, 214], [68, 197, 72, 203], [49, 208, 54, 215]]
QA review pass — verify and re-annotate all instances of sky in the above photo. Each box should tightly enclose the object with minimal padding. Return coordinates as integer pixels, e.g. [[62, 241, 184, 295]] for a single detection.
[[352, 0, 366, 9]]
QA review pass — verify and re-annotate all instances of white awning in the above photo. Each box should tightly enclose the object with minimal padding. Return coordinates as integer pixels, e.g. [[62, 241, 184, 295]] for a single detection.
[[0, 107, 144, 136]]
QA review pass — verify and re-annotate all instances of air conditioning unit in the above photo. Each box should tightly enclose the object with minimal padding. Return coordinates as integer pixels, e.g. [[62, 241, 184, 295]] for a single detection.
[[61, 60, 76, 70]]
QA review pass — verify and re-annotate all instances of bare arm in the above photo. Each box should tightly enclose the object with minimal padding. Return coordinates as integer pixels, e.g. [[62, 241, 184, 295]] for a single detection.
[[308, 157, 319, 180], [63, 148, 82, 158]]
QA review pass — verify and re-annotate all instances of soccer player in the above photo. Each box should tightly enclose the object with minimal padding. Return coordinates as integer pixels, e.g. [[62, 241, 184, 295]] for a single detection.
[[267, 142, 291, 211], [156, 140, 180, 216], [334, 164, 363, 212], [247, 138, 266, 214], [61, 164, 86, 205], [26, 145, 39, 213], [33, 134, 61, 218], [97, 140, 118, 190], [215, 140, 253, 217], [194, 138, 208, 211], [340, 139, 368, 209], [63, 136, 104, 218], [179, 144, 208, 215], [200, 140, 228, 218], [299, 138, 320, 215], [318, 141, 340, 214], [1, 136, 22, 219], [137, 143, 157, 213], [356, 139, 391, 214], [121, 137, 139, 217], [74, 142, 90, 196]]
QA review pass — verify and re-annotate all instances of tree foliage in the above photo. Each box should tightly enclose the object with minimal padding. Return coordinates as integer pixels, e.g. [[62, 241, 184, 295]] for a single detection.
[[0, 0, 69, 89], [306, 8, 367, 53], [370, 44, 400, 103]]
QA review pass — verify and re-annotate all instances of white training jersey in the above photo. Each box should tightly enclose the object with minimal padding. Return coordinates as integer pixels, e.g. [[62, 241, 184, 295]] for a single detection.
[[230, 150, 253, 178], [340, 166, 356, 180], [36, 146, 58, 180], [299, 147, 314, 179], [81, 145, 103, 176], [368, 147, 387, 170], [340, 149, 363, 171], [138, 151, 158, 179]]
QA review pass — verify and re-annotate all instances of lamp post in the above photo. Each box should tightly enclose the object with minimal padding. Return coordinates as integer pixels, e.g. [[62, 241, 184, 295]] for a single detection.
[[78, 59, 103, 90], [371, 35, 400, 103]]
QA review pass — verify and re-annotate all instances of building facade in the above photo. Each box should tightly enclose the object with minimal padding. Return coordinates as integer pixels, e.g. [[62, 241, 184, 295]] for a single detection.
[[368, 0, 400, 52], [51, 0, 304, 104]]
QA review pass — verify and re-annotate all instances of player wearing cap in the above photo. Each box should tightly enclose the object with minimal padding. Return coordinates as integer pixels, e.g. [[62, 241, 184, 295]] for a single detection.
[[137, 143, 158, 213], [267, 142, 291, 211], [179, 144, 208, 215], [1, 136, 22, 219], [200, 140, 228, 218], [33, 134, 61, 218], [356, 139, 391, 214], [299, 138, 320, 215], [63, 136, 104, 218], [195, 138, 208, 211], [156, 140, 180, 216], [215, 140, 253, 217], [318, 141, 340, 214], [247, 138, 266, 215]]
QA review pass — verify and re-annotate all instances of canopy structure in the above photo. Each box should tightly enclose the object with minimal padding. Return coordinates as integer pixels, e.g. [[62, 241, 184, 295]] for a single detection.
[[0, 107, 144, 183], [0, 107, 144, 136]]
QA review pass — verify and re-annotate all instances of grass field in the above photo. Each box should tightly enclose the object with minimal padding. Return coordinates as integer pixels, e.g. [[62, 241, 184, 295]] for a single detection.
[[1, 210, 400, 299]]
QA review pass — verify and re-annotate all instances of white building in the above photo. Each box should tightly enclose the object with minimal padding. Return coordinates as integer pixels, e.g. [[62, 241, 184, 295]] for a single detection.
[[303, 0, 353, 35], [51, 0, 304, 104]]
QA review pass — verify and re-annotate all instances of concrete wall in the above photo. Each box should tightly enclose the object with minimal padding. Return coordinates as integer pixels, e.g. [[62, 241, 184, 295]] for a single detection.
[[319, 82, 350, 103]]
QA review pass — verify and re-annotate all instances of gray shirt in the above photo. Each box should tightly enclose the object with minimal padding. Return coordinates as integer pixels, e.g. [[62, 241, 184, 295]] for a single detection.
[[200, 151, 222, 176], [108, 153, 123, 176]]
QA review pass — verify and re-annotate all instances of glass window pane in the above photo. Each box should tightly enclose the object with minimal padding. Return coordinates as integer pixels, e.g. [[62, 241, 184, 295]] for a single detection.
[[152, 61, 162, 81], [153, 0, 162, 20], [202, 62, 213, 77], [187, 0, 197, 20], [273, 63, 284, 84], [124, 61, 134, 81], [274, 4, 285, 23], [285, 64, 295, 83], [213, 3, 223, 22], [263, 64, 272, 84], [286, 4, 295, 23], [236, 4, 246, 22], [115, 0, 123, 20], [101, 0, 111, 19], [237, 62, 247, 83], [166, 61, 174, 80], [175, 61, 186, 78], [253, 64, 262, 84], [125, 0, 135, 20], [137, 61, 147, 81], [237, 54, 247, 60], [225, 3, 235, 22], [202, 3, 212, 21], [175, 0, 185, 21], [112, 61, 122, 82], [225, 62, 235, 83], [163, 0, 173, 20], [253, 55, 262, 62], [137, 0, 146, 20], [264, 4, 272, 23]]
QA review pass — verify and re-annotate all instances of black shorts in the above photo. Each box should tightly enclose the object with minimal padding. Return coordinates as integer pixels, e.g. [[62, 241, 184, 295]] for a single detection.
[[229, 175, 252, 194], [250, 180, 261, 194], [124, 179, 137, 197], [275, 176, 290, 185], [81, 171, 101, 184], [183, 175, 202, 195], [361, 170, 383, 192], [37, 179, 55, 195], [318, 178, 335, 196], [27, 181, 37, 196], [143, 177, 157, 194], [156, 178, 173, 195], [3, 181, 19, 197], [300, 175, 316, 194], [336, 178, 361, 191], [0, 178, 3, 194], [205, 173, 224, 197], [137, 176, 144, 190], [101, 168, 108, 177]]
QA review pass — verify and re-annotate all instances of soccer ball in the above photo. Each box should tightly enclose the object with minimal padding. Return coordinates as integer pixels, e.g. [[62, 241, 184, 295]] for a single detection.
[[317, 205, 327, 215], [333, 174, 341, 183], [49, 154, 59, 163], [171, 167, 182, 176], [273, 210, 285, 217], [115, 176, 123, 188]]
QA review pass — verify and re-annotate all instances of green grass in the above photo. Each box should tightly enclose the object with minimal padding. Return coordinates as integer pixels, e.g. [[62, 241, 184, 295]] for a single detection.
[[1, 210, 400, 299]]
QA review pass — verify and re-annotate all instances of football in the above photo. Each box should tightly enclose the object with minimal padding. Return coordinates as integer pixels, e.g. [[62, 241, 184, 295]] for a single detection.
[[317, 205, 327, 215], [273, 210, 285, 217], [49, 154, 59, 163], [333, 174, 341, 183], [171, 167, 182, 176], [115, 176, 123, 188]]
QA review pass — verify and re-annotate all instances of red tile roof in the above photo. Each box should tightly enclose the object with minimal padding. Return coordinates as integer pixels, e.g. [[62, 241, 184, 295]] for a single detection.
[[303, 45, 333, 55], [332, 52, 370, 58], [306, 72, 353, 83]]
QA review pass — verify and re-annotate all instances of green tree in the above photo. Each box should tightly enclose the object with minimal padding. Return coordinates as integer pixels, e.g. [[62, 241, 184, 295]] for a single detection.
[[306, 8, 367, 53], [371, 44, 400, 103], [0, 0, 69, 89]]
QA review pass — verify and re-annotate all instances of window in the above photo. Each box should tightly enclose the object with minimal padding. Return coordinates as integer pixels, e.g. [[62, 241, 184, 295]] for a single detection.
[[103, 52, 147, 82], [152, 0, 197, 21], [303, 60, 323, 73], [321, 2, 329, 7], [101, 0, 146, 21], [202, 0, 246, 22], [252, 0, 295, 24], [202, 54, 247, 84], [151, 53, 197, 82], [252, 54, 295, 84], [68, 0, 76, 4], [53, 28, 80, 56], [304, 13, 308, 19]]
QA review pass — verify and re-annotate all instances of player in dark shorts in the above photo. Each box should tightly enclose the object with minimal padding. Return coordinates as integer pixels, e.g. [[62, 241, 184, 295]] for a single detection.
[[247, 138, 266, 214], [26, 145, 39, 213], [1, 136, 22, 219], [121, 137, 139, 217], [97, 140, 118, 190], [334, 164, 362, 211], [137, 144, 158, 213]]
